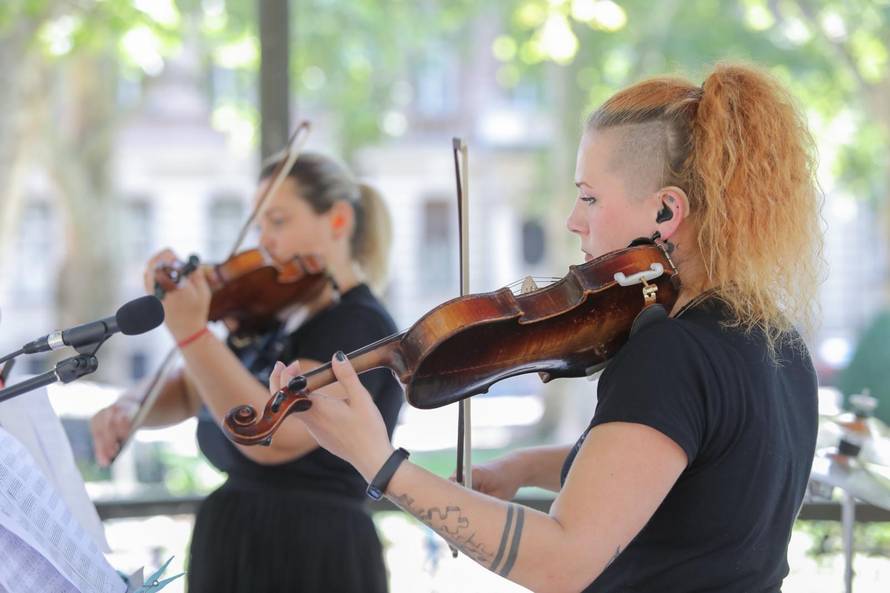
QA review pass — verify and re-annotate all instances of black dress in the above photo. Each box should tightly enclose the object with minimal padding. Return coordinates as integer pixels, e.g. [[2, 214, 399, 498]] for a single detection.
[[187, 284, 403, 593]]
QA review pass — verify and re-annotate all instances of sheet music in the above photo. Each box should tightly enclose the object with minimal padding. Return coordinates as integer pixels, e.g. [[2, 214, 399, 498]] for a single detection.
[[0, 387, 109, 551], [0, 427, 126, 593], [0, 524, 84, 593]]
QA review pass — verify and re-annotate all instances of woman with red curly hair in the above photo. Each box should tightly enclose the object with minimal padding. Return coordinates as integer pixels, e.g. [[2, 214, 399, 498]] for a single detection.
[[272, 63, 822, 593]]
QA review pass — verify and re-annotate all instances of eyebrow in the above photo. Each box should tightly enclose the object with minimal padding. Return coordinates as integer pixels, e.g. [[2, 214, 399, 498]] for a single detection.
[[575, 181, 592, 189]]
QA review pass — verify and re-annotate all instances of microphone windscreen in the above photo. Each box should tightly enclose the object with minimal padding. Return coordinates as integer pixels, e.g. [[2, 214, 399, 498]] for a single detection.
[[116, 295, 165, 336]]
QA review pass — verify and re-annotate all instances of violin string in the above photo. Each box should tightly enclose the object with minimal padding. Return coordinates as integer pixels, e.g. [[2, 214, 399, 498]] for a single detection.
[[505, 277, 561, 289]]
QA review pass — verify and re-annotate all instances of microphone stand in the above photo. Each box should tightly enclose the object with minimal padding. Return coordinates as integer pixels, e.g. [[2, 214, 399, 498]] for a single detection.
[[0, 340, 105, 404]]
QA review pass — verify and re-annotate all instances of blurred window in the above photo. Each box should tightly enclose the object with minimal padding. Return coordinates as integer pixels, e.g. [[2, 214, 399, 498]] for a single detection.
[[207, 195, 245, 260], [522, 219, 546, 265], [13, 201, 54, 304], [420, 199, 455, 294], [130, 350, 149, 381], [415, 51, 459, 117], [121, 198, 154, 264]]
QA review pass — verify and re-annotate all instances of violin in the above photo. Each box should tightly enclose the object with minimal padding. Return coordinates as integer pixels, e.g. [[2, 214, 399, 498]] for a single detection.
[[108, 123, 318, 463], [153, 249, 332, 336], [223, 240, 680, 446]]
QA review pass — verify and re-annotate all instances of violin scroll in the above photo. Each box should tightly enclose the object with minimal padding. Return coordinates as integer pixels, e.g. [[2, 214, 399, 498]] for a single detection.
[[225, 392, 313, 446], [153, 255, 201, 299]]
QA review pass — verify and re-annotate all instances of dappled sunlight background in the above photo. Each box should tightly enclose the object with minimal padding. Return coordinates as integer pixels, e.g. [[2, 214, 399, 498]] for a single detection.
[[1, 0, 890, 590]]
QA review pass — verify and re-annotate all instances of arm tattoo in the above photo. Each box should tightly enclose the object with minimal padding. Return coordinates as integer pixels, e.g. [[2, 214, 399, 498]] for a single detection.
[[491, 504, 524, 577], [389, 492, 493, 564], [388, 492, 526, 571]]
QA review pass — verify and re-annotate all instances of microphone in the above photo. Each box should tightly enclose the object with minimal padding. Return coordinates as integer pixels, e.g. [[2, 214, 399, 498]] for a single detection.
[[20, 295, 165, 354]]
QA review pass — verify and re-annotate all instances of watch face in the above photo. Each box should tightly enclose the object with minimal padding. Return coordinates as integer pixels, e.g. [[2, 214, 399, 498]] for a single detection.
[[366, 486, 383, 500]]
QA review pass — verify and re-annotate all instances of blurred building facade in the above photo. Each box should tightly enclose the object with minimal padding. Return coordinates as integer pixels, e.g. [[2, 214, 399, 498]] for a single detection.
[[0, 24, 883, 444]]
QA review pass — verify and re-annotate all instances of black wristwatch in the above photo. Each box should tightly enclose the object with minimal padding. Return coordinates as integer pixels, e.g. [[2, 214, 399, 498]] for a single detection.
[[366, 447, 410, 500]]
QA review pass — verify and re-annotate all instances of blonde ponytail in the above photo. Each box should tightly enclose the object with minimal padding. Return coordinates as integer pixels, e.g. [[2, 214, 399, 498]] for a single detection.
[[690, 64, 822, 346], [353, 183, 392, 295]]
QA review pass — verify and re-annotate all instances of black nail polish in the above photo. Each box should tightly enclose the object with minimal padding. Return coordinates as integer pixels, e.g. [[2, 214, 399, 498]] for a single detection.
[[335, 351, 346, 362]]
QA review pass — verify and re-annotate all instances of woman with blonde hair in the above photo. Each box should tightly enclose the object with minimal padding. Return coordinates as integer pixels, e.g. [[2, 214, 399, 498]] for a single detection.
[[271, 63, 822, 592], [91, 152, 402, 593]]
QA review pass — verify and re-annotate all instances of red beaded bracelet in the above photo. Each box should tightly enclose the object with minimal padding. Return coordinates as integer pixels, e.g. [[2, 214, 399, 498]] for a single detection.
[[177, 327, 210, 349]]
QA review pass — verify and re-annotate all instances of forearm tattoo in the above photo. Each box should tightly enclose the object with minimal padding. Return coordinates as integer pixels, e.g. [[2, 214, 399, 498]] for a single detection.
[[389, 492, 525, 576], [491, 504, 524, 577]]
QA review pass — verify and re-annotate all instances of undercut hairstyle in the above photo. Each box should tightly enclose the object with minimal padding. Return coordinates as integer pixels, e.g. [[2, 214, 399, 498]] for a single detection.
[[601, 121, 671, 199], [587, 63, 824, 353]]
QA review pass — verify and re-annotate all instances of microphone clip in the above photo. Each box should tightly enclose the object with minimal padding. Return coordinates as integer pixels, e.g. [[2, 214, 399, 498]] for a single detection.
[[55, 354, 100, 383], [73, 335, 110, 357]]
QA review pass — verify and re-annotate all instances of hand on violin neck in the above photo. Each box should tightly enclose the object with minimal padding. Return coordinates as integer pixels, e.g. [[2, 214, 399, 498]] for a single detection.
[[157, 267, 213, 341], [270, 355, 394, 482]]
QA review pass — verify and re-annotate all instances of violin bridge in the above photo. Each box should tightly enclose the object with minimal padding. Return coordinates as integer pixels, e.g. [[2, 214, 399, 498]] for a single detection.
[[520, 276, 539, 295]]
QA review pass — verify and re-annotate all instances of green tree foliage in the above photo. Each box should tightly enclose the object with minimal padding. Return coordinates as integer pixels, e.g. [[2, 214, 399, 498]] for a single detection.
[[201, 0, 480, 153], [491, 0, 889, 204]]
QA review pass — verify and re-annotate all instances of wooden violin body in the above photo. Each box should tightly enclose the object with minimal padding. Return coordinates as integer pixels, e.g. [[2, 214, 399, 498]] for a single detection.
[[224, 242, 679, 446], [154, 249, 330, 336], [399, 243, 678, 407]]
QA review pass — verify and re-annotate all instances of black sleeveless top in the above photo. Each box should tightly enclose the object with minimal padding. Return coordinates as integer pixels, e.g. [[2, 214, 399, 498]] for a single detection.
[[196, 284, 403, 499]]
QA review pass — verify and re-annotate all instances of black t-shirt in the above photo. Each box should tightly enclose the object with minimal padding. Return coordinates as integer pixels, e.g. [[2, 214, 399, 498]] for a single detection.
[[196, 284, 403, 499], [561, 296, 818, 593]]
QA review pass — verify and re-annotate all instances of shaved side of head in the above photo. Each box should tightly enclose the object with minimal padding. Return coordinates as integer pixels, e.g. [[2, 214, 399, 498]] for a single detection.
[[598, 122, 669, 200]]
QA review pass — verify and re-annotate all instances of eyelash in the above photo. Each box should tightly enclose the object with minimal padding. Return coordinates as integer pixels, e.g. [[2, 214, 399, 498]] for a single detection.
[[579, 195, 597, 205]]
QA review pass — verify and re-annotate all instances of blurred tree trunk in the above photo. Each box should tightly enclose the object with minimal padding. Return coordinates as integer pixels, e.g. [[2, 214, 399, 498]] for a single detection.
[[1, 6, 121, 379], [46, 52, 120, 336], [0, 14, 46, 272]]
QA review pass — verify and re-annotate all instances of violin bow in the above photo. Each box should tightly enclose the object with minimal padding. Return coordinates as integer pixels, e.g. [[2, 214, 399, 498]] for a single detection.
[[452, 137, 472, 557], [229, 121, 312, 257], [112, 123, 312, 463]]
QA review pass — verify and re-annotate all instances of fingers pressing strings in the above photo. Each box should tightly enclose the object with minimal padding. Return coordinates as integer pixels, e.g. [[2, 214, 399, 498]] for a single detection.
[[271, 359, 349, 403]]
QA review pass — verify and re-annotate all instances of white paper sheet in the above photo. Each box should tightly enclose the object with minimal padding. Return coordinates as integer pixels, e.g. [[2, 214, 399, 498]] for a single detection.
[[0, 387, 108, 551], [0, 427, 125, 593]]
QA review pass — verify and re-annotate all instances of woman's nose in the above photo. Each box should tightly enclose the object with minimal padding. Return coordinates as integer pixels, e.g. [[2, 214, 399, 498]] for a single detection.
[[259, 231, 274, 254], [565, 201, 586, 235]]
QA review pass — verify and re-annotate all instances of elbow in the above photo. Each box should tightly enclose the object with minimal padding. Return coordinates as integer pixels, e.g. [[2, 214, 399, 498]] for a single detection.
[[534, 576, 598, 593], [526, 555, 604, 593]]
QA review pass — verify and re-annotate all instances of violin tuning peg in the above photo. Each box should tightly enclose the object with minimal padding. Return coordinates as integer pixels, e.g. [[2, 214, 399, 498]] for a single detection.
[[270, 390, 286, 413], [260, 436, 273, 447], [293, 399, 312, 412], [288, 375, 307, 392]]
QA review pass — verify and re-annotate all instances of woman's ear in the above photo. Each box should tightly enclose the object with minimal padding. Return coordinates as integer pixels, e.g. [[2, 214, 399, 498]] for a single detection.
[[653, 186, 688, 240], [329, 200, 355, 240]]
